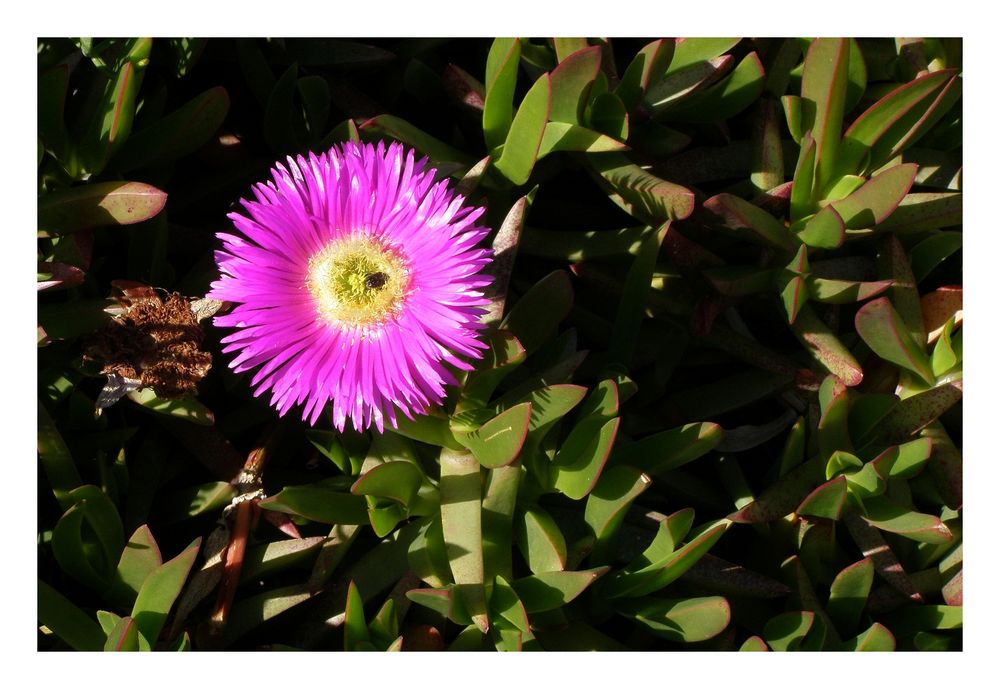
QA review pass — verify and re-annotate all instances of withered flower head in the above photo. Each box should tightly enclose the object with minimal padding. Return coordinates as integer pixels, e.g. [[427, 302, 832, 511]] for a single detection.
[[86, 282, 214, 409]]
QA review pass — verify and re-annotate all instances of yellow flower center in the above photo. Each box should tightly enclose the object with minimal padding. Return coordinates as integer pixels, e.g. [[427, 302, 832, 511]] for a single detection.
[[306, 235, 409, 329]]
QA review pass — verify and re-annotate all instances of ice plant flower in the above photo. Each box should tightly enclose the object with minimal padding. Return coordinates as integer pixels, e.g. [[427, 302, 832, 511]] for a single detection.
[[210, 141, 492, 432]]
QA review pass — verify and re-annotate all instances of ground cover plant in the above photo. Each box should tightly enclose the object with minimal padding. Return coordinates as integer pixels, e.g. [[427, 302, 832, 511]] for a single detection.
[[37, 37, 962, 652]]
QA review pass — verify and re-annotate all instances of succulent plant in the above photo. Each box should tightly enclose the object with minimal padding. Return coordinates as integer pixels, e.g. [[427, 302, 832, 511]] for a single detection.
[[38, 37, 961, 652]]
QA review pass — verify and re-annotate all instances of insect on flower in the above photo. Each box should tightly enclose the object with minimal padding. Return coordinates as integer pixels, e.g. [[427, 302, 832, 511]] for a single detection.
[[209, 141, 493, 432]]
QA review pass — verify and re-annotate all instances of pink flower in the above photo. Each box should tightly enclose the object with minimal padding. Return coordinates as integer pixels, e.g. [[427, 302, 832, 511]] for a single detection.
[[210, 141, 492, 432]]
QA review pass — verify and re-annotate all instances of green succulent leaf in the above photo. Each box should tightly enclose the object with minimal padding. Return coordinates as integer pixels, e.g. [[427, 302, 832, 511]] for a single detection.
[[483, 38, 522, 151], [454, 402, 532, 469], [618, 596, 731, 643], [37, 579, 106, 651], [131, 538, 201, 645], [827, 558, 875, 635], [762, 610, 815, 652], [494, 73, 552, 185], [511, 567, 609, 613], [38, 181, 168, 235], [585, 465, 652, 564], [855, 296, 935, 385], [259, 484, 369, 525]]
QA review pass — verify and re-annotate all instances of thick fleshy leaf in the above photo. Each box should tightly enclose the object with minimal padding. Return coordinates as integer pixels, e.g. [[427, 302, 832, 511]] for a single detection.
[[483, 38, 521, 151], [501, 270, 573, 356], [616, 39, 675, 111], [808, 276, 893, 304], [827, 558, 874, 635], [494, 74, 552, 185], [511, 567, 608, 613], [911, 233, 962, 284], [800, 38, 849, 191], [667, 38, 740, 74], [881, 381, 963, 443], [790, 134, 817, 219], [454, 403, 532, 469], [591, 153, 695, 223], [739, 636, 770, 651], [38, 64, 70, 159], [837, 69, 960, 177], [584, 465, 652, 564], [108, 525, 163, 608], [37, 579, 105, 651], [878, 192, 962, 234], [862, 497, 953, 544], [794, 204, 845, 249], [855, 297, 935, 385], [703, 192, 795, 251], [609, 222, 667, 367], [76, 38, 152, 176], [521, 225, 651, 262], [38, 181, 167, 235], [240, 537, 325, 583], [537, 122, 628, 157], [407, 587, 471, 625], [780, 244, 810, 324], [482, 466, 520, 583], [763, 611, 815, 651], [259, 484, 369, 525], [131, 538, 201, 645], [112, 87, 230, 171], [103, 615, 150, 651], [620, 596, 731, 643], [796, 475, 848, 520], [751, 98, 784, 193], [613, 422, 722, 474], [818, 375, 852, 458], [790, 304, 864, 386], [127, 389, 214, 426], [351, 461, 424, 507], [664, 52, 766, 123], [829, 163, 918, 230], [842, 623, 896, 651], [549, 46, 601, 124], [515, 506, 567, 574], [439, 448, 488, 632], [551, 417, 620, 500], [604, 520, 729, 598], [644, 56, 734, 116], [871, 437, 934, 481], [588, 91, 629, 140], [883, 605, 962, 633], [390, 412, 462, 450], [221, 584, 313, 647], [343, 581, 370, 651]]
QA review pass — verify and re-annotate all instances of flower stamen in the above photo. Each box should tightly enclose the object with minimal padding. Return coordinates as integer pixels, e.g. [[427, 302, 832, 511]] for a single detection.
[[306, 235, 409, 329]]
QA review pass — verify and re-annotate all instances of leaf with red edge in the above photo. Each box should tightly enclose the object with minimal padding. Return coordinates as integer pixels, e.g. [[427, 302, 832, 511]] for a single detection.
[[38, 181, 167, 235], [881, 382, 963, 443], [616, 39, 675, 111], [780, 244, 810, 324], [855, 297, 935, 385], [829, 163, 918, 230], [665, 51, 765, 123], [620, 596, 731, 643], [871, 437, 933, 480], [515, 506, 567, 574], [827, 558, 875, 635], [644, 56, 734, 116], [131, 538, 201, 645], [740, 635, 770, 651], [613, 422, 722, 475], [862, 497, 953, 544], [585, 465, 652, 564], [351, 461, 424, 507], [552, 417, 621, 500], [103, 615, 150, 651], [800, 38, 850, 191], [762, 611, 815, 651], [454, 402, 532, 469], [483, 38, 521, 150], [842, 623, 896, 651], [790, 305, 864, 387], [591, 152, 695, 223], [704, 192, 795, 251], [794, 204, 845, 249], [511, 567, 609, 613], [797, 475, 848, 520], [808, 277, 893, 304], [439, 448, 488, 632], [836, 69, 959, 178], [922, 286, 962, 344], [495, 73, 552, 185], [549, 46, 602, 124]]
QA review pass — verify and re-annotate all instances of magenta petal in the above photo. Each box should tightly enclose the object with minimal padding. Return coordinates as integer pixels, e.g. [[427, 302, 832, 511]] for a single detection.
[[209, 141, 492, 431]]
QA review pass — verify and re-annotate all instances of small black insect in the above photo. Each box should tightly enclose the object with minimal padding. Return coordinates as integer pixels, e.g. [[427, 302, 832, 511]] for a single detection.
[[364, 272, 389, 290]]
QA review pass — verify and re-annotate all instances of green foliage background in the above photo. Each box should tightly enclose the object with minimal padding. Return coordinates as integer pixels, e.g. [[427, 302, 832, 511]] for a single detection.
[[37, 37, 962, 651]]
